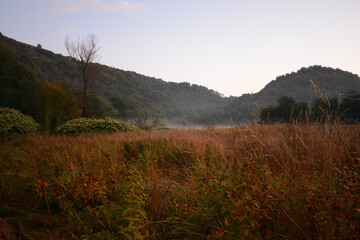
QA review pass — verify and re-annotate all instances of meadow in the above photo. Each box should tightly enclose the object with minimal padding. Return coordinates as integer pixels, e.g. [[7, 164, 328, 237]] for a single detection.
[[0, 123, 359, 239]]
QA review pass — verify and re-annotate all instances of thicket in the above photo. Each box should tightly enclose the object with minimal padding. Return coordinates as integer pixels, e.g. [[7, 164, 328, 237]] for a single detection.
[[35, 81, 80, 132], [260, 96, 308, 123], [0, 107, 40, 136], [55, 117, 137, 135], [0, 124, 359, 239], [260, 90, 360, 123]]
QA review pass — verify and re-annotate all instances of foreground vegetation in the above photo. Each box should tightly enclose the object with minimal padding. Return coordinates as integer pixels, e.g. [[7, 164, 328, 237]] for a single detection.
[[0, 123, 359, 239], [0, 107, 40, 137]]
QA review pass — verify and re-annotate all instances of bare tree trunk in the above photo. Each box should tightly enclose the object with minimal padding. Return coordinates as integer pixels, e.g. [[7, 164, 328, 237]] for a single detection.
[[82, 67, 88, 117], [65, 34, 100, 118], [83, 82, 87, 117]]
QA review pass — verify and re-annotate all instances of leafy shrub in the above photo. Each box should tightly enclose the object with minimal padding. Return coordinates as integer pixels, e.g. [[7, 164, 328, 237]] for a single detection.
[[156, 126, 171, 131], [55, 117, 137, 135], [34, 81, 80, 132], [0, 107, 40, 136], [87, 94, 118, 118]]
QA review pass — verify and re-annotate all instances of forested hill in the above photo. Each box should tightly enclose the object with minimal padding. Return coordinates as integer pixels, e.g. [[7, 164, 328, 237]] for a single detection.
[[1, 33, 360, 125], [226, 65, 360, 120], [0, 34, 234, 124]]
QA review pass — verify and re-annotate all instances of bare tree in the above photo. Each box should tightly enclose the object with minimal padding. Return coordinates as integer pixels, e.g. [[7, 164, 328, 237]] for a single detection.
[[65, 34, 100, 117]]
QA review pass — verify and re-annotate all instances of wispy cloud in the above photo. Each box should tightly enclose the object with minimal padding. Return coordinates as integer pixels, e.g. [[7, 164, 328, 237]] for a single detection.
[[23, 0, 146, 14]]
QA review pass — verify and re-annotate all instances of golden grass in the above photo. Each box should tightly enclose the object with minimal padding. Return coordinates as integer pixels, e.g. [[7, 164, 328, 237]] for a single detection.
[[0, 124, 359, 239]]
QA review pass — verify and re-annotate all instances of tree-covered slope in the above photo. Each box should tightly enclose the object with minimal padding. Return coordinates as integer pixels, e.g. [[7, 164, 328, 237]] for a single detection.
[[227, 65, 360, 121], [2, 33, 360, 124], [0, 34, 233, 124], [255, 65, 360, 104], [0, 42, 39, 117]]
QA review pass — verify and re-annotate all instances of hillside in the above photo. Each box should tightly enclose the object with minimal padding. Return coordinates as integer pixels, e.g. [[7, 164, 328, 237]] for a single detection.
[[227, 65, 360, 121], [0, 34, 233, 125], [1, 33, 360, 124]]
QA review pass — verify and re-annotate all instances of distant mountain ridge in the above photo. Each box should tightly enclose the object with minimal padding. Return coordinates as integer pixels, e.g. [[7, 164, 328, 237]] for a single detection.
[[1, 33, 360, 124]]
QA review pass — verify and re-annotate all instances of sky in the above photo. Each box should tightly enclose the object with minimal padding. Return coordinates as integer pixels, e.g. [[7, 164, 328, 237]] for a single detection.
[[1, 0, 360, 97]]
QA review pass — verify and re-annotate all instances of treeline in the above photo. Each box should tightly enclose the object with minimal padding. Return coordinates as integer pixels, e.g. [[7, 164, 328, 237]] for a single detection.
[[260, 93, 360, 123]]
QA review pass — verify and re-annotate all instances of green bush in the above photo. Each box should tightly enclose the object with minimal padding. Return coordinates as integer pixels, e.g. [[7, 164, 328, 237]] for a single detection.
[[0, 107, 40, 136], [55, 117, 137, 135], [156, 126, 171, 131]]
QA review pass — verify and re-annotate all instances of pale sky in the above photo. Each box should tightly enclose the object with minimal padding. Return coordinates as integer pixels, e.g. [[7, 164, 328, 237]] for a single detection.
[[1, 0, 359, 97]]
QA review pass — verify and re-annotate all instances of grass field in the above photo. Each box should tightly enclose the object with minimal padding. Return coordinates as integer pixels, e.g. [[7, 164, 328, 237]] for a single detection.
[[0, 123, 359, 239]]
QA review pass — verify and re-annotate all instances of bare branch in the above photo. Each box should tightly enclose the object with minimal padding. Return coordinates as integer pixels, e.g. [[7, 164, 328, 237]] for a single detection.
[[65, 34, 101, 117]]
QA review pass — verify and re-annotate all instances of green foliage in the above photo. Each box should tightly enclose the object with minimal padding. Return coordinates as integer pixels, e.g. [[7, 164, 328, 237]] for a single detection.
[[341, 90, 360, 122], [155, 126, 171, 131], [310, 96, 339, 123], [260, 96, 308, 123], [310, 90, 360, 123], [87, 94, 118, 118], [261, 65, 360, 103], [0, 42, 81, 132], [0, 107, 40, 136], [110, 97, 128, 119], [263, 92, 360, 124], [55, 117, 136, 135], [34, 81, 80, 132], [135, 118, 166, 130], [0, 43, 40, 117]]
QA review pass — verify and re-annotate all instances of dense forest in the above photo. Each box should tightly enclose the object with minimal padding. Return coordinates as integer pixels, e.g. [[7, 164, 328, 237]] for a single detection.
[[1, 33, 360, 128]]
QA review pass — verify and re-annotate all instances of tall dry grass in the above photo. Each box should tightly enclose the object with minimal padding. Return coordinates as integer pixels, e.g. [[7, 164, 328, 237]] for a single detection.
[[0, 123, 359, 239]]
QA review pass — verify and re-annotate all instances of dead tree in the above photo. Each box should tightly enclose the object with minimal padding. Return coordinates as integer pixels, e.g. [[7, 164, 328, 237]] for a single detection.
[[65, 34, 100, 117]]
